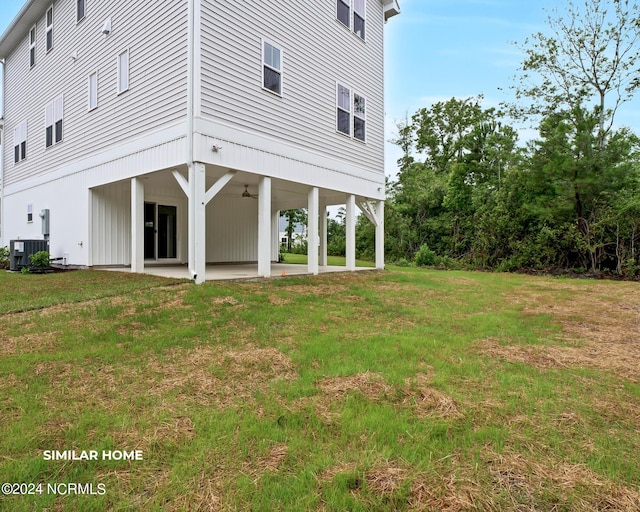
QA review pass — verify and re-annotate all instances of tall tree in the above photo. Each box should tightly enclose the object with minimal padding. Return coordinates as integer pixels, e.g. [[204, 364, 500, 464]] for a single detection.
[[513, 0, 640, 147]]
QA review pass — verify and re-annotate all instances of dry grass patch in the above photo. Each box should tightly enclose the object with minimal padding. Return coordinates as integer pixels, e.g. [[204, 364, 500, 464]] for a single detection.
[[490, 280, 640, 381], [147, 345, 297, 407], [402, 373, 463, 420]]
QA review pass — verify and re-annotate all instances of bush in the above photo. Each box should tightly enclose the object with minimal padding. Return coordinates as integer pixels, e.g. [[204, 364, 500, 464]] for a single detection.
[[414, 244, 436, 267], [0, 246, 9, 270], [393, 257, 412, 267], [29, 251, 51, 269]]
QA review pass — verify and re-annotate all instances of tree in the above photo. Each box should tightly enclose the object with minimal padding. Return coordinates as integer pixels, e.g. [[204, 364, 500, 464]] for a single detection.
[[513, 0, 640, 147], [280, 209, 307, 253]]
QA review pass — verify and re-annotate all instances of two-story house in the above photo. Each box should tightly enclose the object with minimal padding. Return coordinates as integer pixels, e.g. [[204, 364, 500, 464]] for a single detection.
[[0, 0, 399, 283]]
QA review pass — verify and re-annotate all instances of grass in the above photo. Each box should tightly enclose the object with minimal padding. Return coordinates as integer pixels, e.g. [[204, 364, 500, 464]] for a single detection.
[[281, 252, 376, 267], [0, 266, 639, 511]]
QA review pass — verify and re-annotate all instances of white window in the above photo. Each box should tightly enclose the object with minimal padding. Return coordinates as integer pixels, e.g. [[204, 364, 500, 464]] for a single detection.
[[117, 49, 129, 94], [353, 93, 366, 141], [263, 40, 282, 95], [337, 0, 366, 40], [337, 0, 350, 27], [45, 95, 64, 148], [27, 204, 33, 223], [336, 84, 366, 141], [88, 71, 98, 110], [337, 84, 351, 136], [77, 0, 86, 23], [353, 0, 366, 39], [29, 25, 36, 67], [14, 121, 27, 164], [45, 6, 53, 52]]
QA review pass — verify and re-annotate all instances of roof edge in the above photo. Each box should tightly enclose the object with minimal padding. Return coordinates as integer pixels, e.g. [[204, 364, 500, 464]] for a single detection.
[[383, 0, 401, 21], [0, 0, 47, 59]]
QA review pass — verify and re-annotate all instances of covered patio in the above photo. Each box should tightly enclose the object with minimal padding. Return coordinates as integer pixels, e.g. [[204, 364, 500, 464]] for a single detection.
[[103, 262, 377, 281]]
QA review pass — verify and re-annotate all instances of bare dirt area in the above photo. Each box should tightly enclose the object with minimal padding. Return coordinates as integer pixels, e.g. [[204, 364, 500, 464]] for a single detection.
[[486, 279, 640, 381]]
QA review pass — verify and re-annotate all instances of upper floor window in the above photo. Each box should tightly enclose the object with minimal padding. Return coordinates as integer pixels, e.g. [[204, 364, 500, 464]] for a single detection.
[[14, 121, 28, 164], [117, 49, 129, 94], [77, 0, 86, 23], [88, 71, 98, 110], [337, 0, 366, 40], [45, 94, 64, 148], [46, 6, 53, 52], [27, 204, 34, 223], [29, 26, 36, 67], [336, 83, 366, 142], [353, 0, 366, 39], [337, 0, 350, 27], [263, 40, 282, 96]]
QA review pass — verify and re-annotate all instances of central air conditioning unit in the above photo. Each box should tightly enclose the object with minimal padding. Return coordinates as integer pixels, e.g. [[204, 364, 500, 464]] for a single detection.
[[9, 240, 50, 272]]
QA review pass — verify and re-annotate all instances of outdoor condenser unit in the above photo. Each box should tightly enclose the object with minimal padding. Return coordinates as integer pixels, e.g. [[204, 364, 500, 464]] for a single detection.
[[9, 240, 50, 272]]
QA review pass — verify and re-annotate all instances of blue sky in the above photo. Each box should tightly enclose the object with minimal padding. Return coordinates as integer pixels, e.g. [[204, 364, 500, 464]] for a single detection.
[[2, 1, 638, 178]]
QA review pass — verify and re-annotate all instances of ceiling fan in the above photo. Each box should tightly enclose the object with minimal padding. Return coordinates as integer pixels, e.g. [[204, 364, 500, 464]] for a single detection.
[[242, 185, 258, 199]]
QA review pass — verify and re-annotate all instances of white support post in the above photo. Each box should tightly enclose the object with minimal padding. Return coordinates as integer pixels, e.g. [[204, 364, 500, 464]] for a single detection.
[[131, 177, 144, 273], [189, 162, 207, 284], [376, 201, 385, 269], [308, 187, 319, 275], [346, 194, 356, 271], [258, 176, 272, 277], [319, 200, 328, 267], [271, 210, 280, 262]]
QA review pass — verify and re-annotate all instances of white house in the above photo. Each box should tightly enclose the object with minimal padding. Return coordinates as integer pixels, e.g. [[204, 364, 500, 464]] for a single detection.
[[0, 0, 400, 283]]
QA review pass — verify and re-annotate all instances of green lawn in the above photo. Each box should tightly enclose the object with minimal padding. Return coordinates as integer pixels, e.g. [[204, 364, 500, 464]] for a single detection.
[[281, 252, 376, 267], [0, 267, 638, 511]]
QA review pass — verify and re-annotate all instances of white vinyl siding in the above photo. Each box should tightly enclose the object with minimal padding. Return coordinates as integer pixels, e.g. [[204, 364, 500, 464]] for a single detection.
[[29, 26, 36, 67], [2, 0, 188, 189], [88, 71, 98, 110], [262, 40, 282, 96], [117, 49, 129, 94], [200, 1, 384, 173], [45, 94, 64, 147], [77, 0, 86, 23], [45, 6, 53, 52], [14, 121, 28, 163]]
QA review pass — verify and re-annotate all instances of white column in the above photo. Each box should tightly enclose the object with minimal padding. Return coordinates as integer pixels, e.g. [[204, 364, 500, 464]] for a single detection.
[[258, 176, 272, 277], [376, 201, 385, 270], [307, 187, 319, 275], [189, 162, 207, 284], [131, 177, 144, 273], [345, 194, 356, 271], [319, 200, 328, 267], [271, 210, 280, 262]]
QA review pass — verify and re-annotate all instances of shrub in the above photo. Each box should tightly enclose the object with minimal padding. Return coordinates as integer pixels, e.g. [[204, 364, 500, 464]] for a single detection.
[[29, 251, 51, 269], [0, 246, 9, 270], [414, 244, 436, 267]]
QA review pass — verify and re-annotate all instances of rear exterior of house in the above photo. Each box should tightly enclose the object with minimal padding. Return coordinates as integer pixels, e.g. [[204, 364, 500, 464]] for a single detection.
[[0, 0, 399, 282]]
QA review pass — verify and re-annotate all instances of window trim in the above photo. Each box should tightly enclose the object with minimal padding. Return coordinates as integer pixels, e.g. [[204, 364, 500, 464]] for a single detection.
[[29, 25, 36, 68], [88, 71, 98, 111], [117, 49, 130, 94], [14, 121, 28, 164], [262, 39, 283, 97], [45, 5, 53, 53], [27, 204, 34, 224], [77, 0, 86, 23], [336, 83, 352, 137], [45, 94, 64, 148]]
